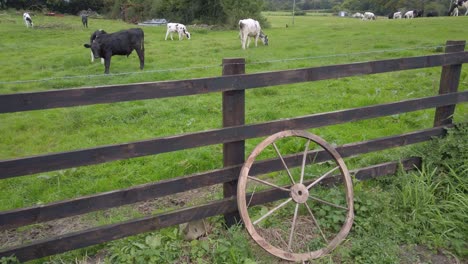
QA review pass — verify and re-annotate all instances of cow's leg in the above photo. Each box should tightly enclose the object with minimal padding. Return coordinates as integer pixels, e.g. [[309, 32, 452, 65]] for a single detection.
[[104, 56, 111, 74], [136, 48, 144, 70], [246, 37, 251, 48], [91, 51, 94, 63], [165, 29, 170, 40], [241, 33, 246, 49], [240, 33, 244, 49], [255, 35, 259, 47]]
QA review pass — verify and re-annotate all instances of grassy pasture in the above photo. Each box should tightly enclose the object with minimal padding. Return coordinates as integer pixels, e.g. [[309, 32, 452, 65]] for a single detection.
[[0, 11, 467, 263]]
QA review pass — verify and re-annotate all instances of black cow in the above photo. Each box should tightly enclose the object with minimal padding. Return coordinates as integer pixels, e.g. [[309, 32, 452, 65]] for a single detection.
[[84, 28, 145, 74], [81, 15, 88, 28], [426, 11, 439, 17]]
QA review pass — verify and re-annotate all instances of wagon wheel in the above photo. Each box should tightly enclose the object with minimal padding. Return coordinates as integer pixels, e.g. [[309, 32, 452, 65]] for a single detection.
[[237, 130, 354, 262]]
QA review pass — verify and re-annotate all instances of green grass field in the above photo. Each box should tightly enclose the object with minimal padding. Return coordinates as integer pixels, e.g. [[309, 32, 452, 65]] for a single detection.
[[0, 11, 467, 263]]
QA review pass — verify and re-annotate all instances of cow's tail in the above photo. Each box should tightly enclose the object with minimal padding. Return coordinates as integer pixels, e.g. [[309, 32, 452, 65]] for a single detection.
[[239, 21, 245, 31]]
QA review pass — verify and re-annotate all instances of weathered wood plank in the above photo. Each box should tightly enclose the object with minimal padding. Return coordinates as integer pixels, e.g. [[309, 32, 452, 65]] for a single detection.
[[0, 125, 451, 231], [1, 52, 468, 113], [434, 40, 465, 126], [222, 58, 246, 226], [1, 92, 466, 179], [0, 158, 420, 262]]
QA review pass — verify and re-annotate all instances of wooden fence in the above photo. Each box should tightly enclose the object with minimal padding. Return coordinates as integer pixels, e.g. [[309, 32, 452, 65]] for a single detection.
[[1, 40, 467, 262]]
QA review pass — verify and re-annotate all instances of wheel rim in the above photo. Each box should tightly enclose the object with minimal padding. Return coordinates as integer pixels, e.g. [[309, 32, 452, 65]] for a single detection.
[[237, 130, 354, 262]]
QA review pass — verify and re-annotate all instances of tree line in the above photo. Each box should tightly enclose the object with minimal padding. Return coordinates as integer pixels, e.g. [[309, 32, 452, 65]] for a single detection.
[[2, 0, 266, 28], [2, 0, 456, 25]]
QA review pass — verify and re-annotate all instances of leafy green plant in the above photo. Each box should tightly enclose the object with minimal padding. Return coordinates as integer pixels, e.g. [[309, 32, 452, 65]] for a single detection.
[[0, 256, 19, 264]]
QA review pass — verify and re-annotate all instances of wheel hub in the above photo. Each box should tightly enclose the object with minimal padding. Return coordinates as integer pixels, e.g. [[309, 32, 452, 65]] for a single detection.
[[290, 184, 309, 204]]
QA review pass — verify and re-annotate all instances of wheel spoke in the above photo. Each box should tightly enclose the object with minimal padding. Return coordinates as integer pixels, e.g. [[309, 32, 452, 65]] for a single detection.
[[247, 175, 290, 192], [300, 140, 311, 184], [287, 203, 300, 252], [304, 202, 328, 243], [306, 166, 339, 190], [253, 198, 292, 225], [247, 185, 257, 207], [308, 195, 348, 210], [272, 142, 296, 185]]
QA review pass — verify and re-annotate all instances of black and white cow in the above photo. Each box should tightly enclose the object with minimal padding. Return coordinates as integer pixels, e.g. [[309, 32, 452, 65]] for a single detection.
[[404, 10, 422, 18], [81, 15, 88, 28], [238, 18, 268, 49], [165, 23, 191, 40], [23, 12, 33, 28], [362, 12, 376, 20], [388, 11, 402, 19], [449, 0, 468, 16], [84, 28, 145, 74]]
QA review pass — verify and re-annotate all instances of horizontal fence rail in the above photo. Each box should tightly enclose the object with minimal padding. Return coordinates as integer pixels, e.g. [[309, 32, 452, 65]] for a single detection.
[[0, 40, 466, 262], [1, 51, 468, 114]]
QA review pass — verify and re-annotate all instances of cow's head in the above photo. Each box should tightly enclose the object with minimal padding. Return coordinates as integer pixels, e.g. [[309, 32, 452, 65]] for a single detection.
[[84, 30, 106, 59], [260, 32, 269, 46], [84, 41, 102, 59]]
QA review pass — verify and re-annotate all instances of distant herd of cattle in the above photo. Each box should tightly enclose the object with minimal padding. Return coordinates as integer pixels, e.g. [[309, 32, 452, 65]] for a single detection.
[[354, 0, 468, 20], [21, 0, 467, 73]]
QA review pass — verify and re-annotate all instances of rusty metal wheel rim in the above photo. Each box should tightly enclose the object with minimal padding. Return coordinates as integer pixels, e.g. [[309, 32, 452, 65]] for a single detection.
[[237, 130, 354, 262]]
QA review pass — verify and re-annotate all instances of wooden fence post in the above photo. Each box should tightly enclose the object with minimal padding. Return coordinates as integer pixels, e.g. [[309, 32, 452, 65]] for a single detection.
[[222, 58, 245, 227], [434, 40, 466, 126]]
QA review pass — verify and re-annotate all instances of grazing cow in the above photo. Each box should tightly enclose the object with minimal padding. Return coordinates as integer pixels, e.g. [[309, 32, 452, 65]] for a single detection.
[[362, 12, 376, 20], [81, 15, 88, 28], [238, 18, 268, 50], [404, 10, 422, 18], [352, 12, 364, 19], [83, 28, 145, 74], [388, 11, 402, 19], [165, 23, 191, 40], [23, 13, 33, 28]]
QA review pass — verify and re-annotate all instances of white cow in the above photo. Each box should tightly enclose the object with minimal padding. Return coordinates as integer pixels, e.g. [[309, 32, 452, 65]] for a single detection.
[[165, 23, 191, 40], [352, 12, 364, 19], [238, 18, 268, 50], [393, 11, 402, 19], [404, 10, 416, 18], [23, 12, 33, 28], [362, 12, 376, 20]]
